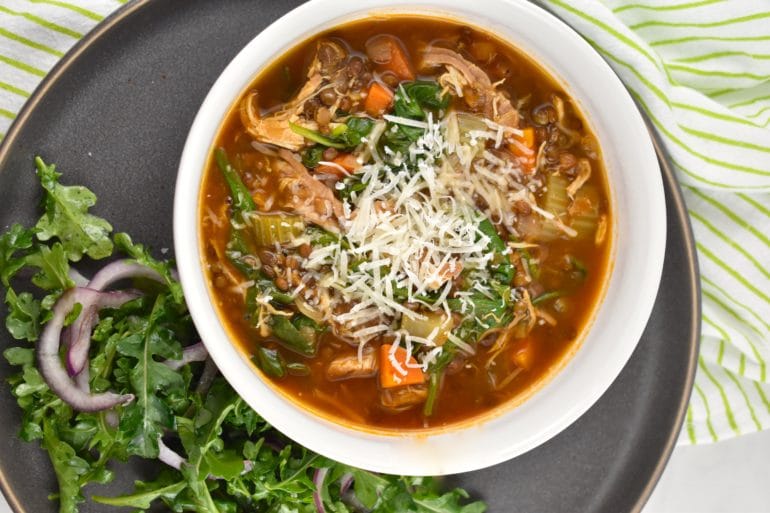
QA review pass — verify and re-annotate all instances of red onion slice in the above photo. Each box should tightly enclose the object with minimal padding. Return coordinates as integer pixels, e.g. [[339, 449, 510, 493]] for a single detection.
[[339, 472, 354, 496], [158, 437, 186, 471], [88, 259, 166, 290], [164, 342, 208, 371], [66, 289, 140, 376], [66, 258, 166, 376], [313, 467, 329, 513], [38, 288, 135, 412]]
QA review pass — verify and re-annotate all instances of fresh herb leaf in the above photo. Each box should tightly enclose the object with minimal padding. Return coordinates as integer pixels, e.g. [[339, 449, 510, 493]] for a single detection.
[[255, 346, 286, 378], [291, 117, 374, 150], [117, 293, 187, 458], [114, 232, 184, 304], [93, 478, 186, 508], [24, 242, 74, 292], [302, 145, 325, 168], [269, 314, 319, 357], [42, 419, 92, 513], [0, 224, 35, 286], [402, 81, 450, 112], [34, 157, 113, 261], [4, 288, 41, 341]]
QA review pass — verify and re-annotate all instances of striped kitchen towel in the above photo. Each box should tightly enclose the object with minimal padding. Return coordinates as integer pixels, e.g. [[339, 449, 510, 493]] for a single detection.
[[540, 0, 770, 444], [1, 0, 769, 444]]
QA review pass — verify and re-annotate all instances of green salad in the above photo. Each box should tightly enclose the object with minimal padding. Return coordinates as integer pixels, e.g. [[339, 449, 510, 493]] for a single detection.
[[0, 157, 485, 513]]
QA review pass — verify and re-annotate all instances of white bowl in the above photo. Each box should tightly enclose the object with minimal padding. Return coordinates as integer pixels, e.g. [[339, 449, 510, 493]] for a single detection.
[[174, 0, 665, 475]]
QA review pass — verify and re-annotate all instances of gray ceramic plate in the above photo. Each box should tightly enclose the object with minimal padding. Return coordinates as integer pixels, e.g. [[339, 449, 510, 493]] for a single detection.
[[0, 1, 699, 512]]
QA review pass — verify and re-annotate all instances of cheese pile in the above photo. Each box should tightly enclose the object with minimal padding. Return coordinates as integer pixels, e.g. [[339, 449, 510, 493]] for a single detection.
[[303, 112, 538, 367]]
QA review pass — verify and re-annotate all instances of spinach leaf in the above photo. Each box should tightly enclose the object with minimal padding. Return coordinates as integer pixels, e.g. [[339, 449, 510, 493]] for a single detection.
[[301, 145, 325, 168], [254, 346, 286, 378], [290, 116, 374, 150], [269, 314, 320, 357], [477, 218, 514, 284], [402, 80, 450, 112], [381, 81, 447, 155]]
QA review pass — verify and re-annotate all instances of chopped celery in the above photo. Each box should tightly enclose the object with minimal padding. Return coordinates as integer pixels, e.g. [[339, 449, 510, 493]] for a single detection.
[[247, 213, 304, 247], [456, 112, 487, 144], [570, 185, 600, 238], [543, 174, 570, 217], [401, 311, 452, 345]]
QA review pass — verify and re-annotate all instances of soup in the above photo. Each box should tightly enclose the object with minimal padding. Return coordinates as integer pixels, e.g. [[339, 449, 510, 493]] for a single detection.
[[199, 16, 612, 430]]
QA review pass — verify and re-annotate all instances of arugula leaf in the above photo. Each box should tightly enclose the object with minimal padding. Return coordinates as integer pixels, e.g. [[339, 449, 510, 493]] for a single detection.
[[0, 223, 34, 286], [24, 242, 74, 291], [414, 487, 487, 513], [34, 157, 113, 261], [179, 380, 242, 512], [4, 288, 41, 341], [93, 478, 186, 508], [351, 468, 389, 508], [117, 293, 186, 458], [42, 419, 91, 513], [114, 232, 184, 304]]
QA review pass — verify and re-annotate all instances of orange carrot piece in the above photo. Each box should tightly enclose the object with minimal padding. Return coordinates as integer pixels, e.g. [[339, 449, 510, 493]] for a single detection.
[[316, 153, 360, 178], [379, 344, 425, 388], [333, 153, 360, 172], [364, 82, 394, 117], [508, 127, 537, 173], [385, 39, 415, 81]]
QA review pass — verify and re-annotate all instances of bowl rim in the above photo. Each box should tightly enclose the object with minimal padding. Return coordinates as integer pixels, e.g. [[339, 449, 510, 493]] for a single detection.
[[174, 0, 666, 475]]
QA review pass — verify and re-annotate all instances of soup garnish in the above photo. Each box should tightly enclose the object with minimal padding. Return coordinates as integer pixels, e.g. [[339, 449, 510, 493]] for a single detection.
[[200, 17, 611, 429]]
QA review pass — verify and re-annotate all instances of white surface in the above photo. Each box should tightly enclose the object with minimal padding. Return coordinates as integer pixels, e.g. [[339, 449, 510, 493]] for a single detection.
[[644, 430, 770, 513], [174, 0, 665, 476], [1, 429, 769, 512]]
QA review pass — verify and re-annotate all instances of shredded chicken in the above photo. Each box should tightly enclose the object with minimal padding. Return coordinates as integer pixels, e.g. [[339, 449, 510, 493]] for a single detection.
[[241, 41, 348, 150], [274, 149, 344, 233], [326, 351, 379, 381], [566, 159, 592, 199], [422, 47, 519, 127], [380, 385, 428, 411]]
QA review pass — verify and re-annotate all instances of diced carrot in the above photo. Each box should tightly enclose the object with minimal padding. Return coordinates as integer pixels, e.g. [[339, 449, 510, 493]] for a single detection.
[[511, 338, 535, 371], [508, 127, 537, 173], [365, 35, 415, 81], [364, 82, 394, 117], [316, 153, 360, 178], [379, 344, 425, 388], [333, 153, 360, 172], [385, 40, 415, 81]]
